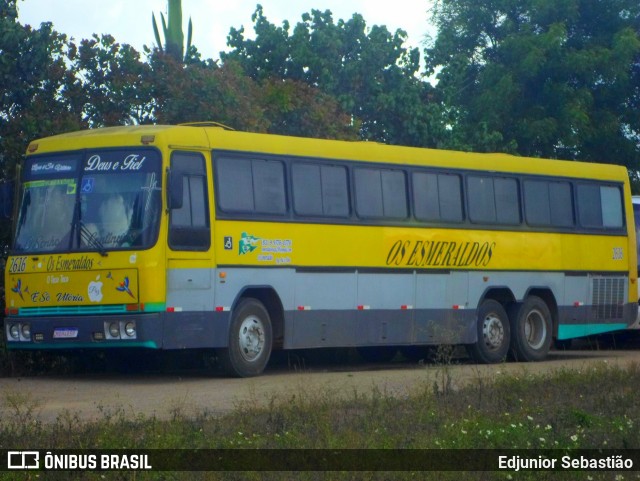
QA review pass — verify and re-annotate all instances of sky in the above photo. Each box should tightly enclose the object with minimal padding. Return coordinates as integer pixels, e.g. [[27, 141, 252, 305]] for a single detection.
[[16, 0, 436, 61]]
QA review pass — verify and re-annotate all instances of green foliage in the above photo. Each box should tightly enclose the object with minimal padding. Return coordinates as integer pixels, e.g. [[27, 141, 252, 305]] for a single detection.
[[2, 0, 640, 201], [426, 0, 640, 171], [0, 0, 84, 180], [223, 6, 444, 147], [73, 34, 154, 126], [261, 78, 360, 140], [148, 55, 268, 130], [0, 0, 358, 194]]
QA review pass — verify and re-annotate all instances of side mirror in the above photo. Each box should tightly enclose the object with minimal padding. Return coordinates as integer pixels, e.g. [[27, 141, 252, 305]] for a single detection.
[[167, 170, 184, 210]]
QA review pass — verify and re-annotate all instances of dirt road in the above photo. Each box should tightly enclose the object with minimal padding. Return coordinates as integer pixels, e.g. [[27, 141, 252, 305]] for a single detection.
[[2, 342, 640, 423]]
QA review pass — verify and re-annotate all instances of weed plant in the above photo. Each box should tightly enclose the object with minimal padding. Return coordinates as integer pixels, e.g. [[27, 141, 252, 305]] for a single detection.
[[1, 361, 640, 480]]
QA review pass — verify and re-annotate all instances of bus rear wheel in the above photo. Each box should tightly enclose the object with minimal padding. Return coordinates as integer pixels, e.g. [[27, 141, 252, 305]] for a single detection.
[[509, 296, 552, 362], [466, 299, 510, 364], [219, 298, 273, 377]]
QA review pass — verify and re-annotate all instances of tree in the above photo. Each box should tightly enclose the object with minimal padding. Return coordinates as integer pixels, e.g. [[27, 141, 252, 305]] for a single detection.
[[148, 55, 268, 130], [426, 0, 640, 171], [72, 34, 154, 127], [261, 78, 359, 140], [0, 0, 83, 182], [147, 54, 359, 138], [223, 6, 443, 146]]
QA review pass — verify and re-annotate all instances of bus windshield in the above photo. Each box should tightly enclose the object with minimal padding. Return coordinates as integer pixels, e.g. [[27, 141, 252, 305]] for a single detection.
[[13, 149, 162, 254]]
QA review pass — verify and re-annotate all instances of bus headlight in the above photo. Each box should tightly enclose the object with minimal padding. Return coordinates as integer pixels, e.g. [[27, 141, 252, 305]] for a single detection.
[[124, 321, 136, 338], [108, 322, 120, 339], [104, 320, 137, 340], [8, 324, 20, 340], [21, 323, 31, 340]]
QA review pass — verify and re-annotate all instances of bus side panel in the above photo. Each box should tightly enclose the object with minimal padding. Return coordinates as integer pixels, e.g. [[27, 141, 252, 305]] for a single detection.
[[289, 270, 476, 348], [356, 271, 414, 345], [289, 270, 357, 348], [162, 311, 231, 349], [559, 273, 589, 337], [164, 266, 218, 349], [414, 271, 475, 345], [162, 267, 635, 350], [166, 267, 214, 309]]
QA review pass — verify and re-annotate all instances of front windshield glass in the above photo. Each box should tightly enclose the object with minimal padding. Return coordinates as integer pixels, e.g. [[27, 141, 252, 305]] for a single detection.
[[14, 149, 162, 254], [15, 178, 77, 251]]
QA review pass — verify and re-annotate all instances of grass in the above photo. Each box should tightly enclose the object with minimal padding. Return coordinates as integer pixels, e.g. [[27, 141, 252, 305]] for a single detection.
[[1, 354, 640, 480]]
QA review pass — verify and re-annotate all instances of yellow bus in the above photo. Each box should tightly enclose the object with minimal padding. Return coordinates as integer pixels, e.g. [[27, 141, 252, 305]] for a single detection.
[[4, 124, 637, 376]]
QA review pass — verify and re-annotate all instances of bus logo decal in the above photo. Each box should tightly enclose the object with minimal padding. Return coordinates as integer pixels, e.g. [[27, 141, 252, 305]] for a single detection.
[[87, 275, 104, 302], [239, 233, 260, 255]]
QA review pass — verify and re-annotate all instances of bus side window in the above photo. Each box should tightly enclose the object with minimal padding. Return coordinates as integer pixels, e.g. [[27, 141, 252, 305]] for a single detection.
[[292, 163, 350, 218], [467, 175, 520, 226], [169, 152, 210, 251], [354, 167, 408, 220], [577, 184, 623, 229], [412, 172, 463, 223], [524, 180, 574, 228]]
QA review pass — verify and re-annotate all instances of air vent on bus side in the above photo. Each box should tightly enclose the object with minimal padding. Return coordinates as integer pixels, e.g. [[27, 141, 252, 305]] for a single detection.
[[590, 277, 626, 320]]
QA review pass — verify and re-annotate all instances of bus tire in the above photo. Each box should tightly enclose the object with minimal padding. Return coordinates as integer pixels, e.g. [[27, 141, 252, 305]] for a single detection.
[[219, 298, 273, 377], [466, 299, 510, 364], [509, 296, 552, 362]]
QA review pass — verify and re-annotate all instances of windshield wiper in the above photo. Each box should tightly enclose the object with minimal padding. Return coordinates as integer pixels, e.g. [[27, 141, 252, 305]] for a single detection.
[[78, 221, 108, 257]]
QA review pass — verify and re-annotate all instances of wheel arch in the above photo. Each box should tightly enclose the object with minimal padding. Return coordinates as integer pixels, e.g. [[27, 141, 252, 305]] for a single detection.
[[479, 287, 516, 310], [233, 286, 285, 349]]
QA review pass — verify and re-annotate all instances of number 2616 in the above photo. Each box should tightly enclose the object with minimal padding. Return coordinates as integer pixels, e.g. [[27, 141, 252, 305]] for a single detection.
[[9, 257, 27, 273]]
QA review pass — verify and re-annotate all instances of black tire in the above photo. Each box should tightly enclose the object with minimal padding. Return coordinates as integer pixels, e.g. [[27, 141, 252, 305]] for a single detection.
[[509, 296, 552, 362], [466, 299, 510, 364], [219, 298, 273, 377]]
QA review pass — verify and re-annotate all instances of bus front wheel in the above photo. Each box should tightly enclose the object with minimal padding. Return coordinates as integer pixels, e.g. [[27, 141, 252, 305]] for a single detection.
[[219, 298, 273, 377], [509, 296, 552, 362], [466, 299, 510, 364]]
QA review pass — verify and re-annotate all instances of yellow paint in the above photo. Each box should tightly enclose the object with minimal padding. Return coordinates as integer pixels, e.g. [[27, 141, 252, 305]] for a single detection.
[[7, 124, 638, 311], [215, 221, 631, 273], [8, 268, 137, 308]]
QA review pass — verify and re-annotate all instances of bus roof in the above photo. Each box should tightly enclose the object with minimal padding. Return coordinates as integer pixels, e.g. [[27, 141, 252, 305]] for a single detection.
[[27, 124, 628, 182]]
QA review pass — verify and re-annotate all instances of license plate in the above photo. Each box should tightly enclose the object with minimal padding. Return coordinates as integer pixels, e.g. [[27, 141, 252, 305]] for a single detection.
[[53, 328, 79, 339]]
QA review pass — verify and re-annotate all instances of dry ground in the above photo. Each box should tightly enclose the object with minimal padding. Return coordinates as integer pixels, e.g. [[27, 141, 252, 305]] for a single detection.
[[2, 336, 640, 423]]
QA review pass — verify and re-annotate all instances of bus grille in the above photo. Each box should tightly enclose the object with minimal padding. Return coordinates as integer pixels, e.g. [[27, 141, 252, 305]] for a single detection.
[[591, 277, 626, 320]]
